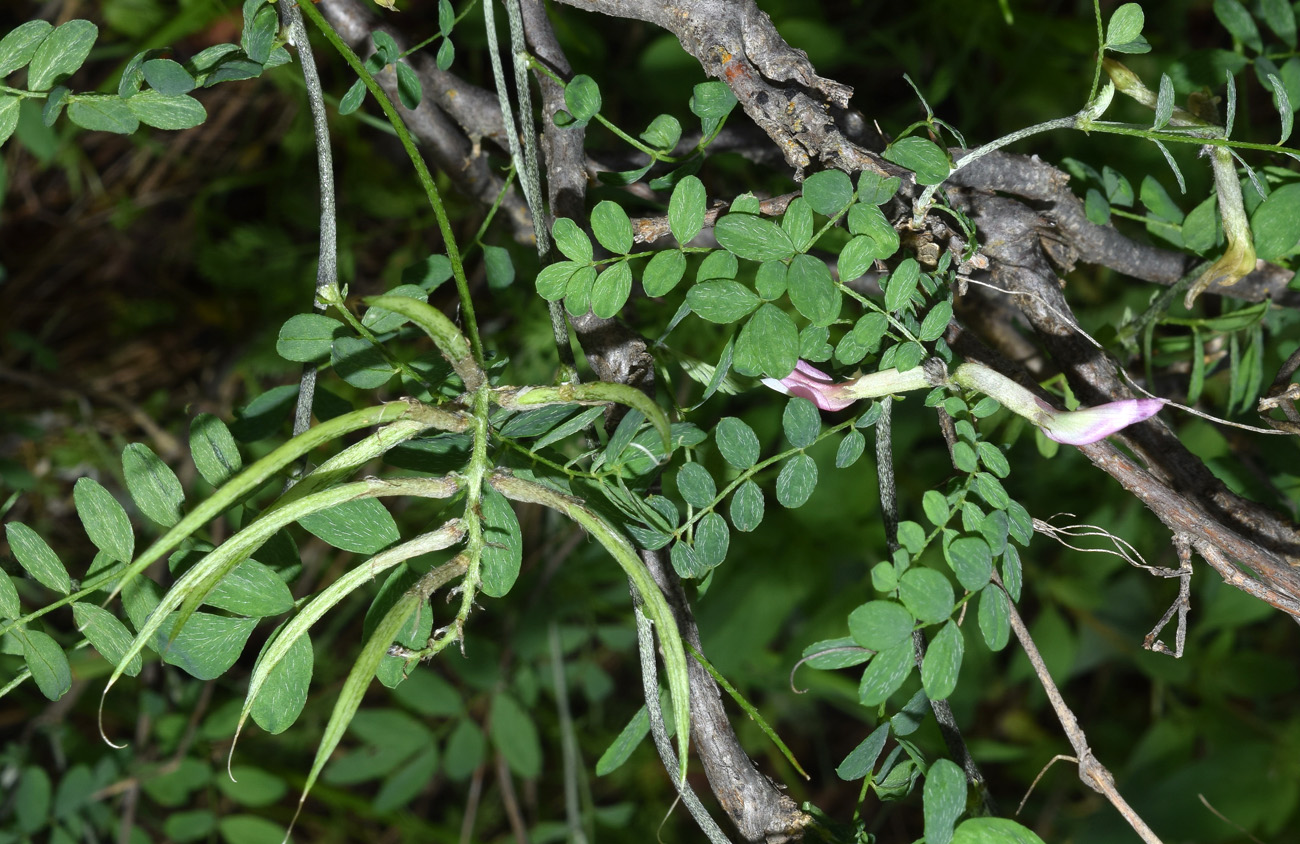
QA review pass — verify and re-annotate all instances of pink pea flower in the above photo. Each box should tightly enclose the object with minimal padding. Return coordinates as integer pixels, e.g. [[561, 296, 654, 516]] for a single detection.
[[761, 361, 857, 411], [1037, 397, 1165, 445]]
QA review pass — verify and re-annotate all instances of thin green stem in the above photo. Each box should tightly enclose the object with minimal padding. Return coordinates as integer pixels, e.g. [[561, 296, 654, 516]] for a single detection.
[[296, 0, 485, 363], [1089, 0, 1104, 106]]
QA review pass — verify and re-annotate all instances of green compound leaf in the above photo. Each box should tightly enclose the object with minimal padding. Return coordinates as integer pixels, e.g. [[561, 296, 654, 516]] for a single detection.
[[899, 567, 955, 624], [848, 600, 914, 651], [6, 522, 71, 594], [775, 453, 817, 508], [669, 175, 707, 244], [714, 213, 795, 262], [27, 19, 97, 91], [675, 462, 716, 509], [787, 253, 841, 326], [858, 639, 913, 706], [564, 74, 601, 126], [923, 757, 968, 844], [643, 249, 686, 297], [977, 585, 1011, 651], [67, 96, 140, 134], [921, 620, 964, 701], [591, 200, 634, 254], [73, 602, 142, 677], [783, 397, 821, 449], [0, 20, 53, 78], [21, 629, 72, 700], [552, 217, 593, 263], [591, 261, 633, 319], [490, 692, 542, 778], [734, 303, 798, 378], [729, 480, 765, 532], [142, 58, 196, 95], [802, 169, 854, 215], [74, 477, 134, 563], [299, 497, 400, 555], [687, 279, 759, 324], [883, 136, 951, 186], [190, 413, 242, 486], [122, 443, 185, 528]]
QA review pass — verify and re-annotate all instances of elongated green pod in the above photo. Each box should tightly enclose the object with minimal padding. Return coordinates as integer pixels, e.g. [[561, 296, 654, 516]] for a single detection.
[[366, 294, 484, 390], [497, 382, 672, 454], [99, 475, 459, 747], [229, 520, 465, 774], [287, 555, 468, 839], [489, 470, 691, 783]]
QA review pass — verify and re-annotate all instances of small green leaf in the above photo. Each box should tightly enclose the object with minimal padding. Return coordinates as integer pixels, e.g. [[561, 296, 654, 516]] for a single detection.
[[921, 621, 964, 701], [946, 536, 993, 591], [733, 303, 798, 378], [782, 197, 815, 251], [564, 74, 601, 125], [641, 113, 682, 150], [802, 169, 854, 215], [481, 486, 523, 598], [689, 80, 737, 119], [27, 19, 97, 91], [73, 602, 142, 676], [836, 723, 890, 780], [206, 560, 294, 617], [687, 279, 760, 323], [977, 585, 1011, 651], [1154, 73, 1174, 129], [783, 397, 821, 449], [490, 692, 542, 778], [242, 2, 278, 64], [1251, 182, 1300, 261], [919, 300, 953, 342], [848, 600, 913, 650], [277, 315, 343, 363], [0, 95, 19, 146], [899, 567, 954, 624], [396, 61, 422, 109], [363, 285, 430, 332], [885, 259, 920, 312], [21, 629, 71, 699], [883, 136, 950, 185], [836, 429, 866, 468], [339, 78, 366, 115], [591, 261, 633, 318], [536, 260, 579, 301], [0, 20, 53, 78], [643, 249, 686, 296], [857, 171, 902, 205], [1105, 3, 1145, 48], [897, 521, 926, 555], [714, 213, 795, 262], [1213, 0, 1262, 53], [74, 477, 134, 563], [1140, 175, 1183, 223], [591, 200, 634, 254], [694, 512, 730, 569], [596, 705, 650, 775], [0, 573, 19, 619], [729, 480, 764, 532], [669, 175, 706, 244], [122, 443, 185, 528], [951, 818, 1048, 844], [299, 497, 400, 554], [775, 453, 817, 508], [697, 249, 738, 281], [552, 217, 593, 263], [974, 472, 1010, 510], [249, 630, 313, 734], [67, 96, 140, 134], [6, 522, 71, 594], [922, 490, 950, 527], [675, 462, 717, 508], [444, 720, 486, 781], [858, 639, 913, 706], [1258, 0, 1297, 48], [332, 336, 395, 389], [787, 253, 841, 326], [923, 757, 967, 844], [142, 58, 195, 95], [190, 413, 242, 486]]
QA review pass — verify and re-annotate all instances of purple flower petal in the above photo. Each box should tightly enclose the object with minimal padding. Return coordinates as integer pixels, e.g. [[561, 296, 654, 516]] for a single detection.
[[760, 360, 856, 411], [1041, 398, 1164, 445]]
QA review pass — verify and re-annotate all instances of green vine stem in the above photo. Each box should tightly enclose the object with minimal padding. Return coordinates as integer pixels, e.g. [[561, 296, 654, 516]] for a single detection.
[[490, 470, 693, 783], [364, 295, 486, 390], [295, 0, 485, 364]]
